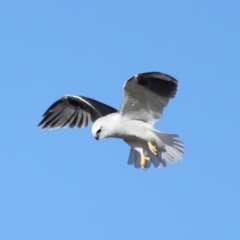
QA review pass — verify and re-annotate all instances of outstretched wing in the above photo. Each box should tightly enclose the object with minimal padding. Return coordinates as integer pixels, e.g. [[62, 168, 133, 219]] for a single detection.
[[38, 95, 117, 129], [119, 72, 178, 125]]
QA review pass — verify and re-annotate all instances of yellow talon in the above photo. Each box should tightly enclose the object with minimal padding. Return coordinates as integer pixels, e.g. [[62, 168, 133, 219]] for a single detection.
[[148, 142, 158, 155], [140, 153, 150, 169]]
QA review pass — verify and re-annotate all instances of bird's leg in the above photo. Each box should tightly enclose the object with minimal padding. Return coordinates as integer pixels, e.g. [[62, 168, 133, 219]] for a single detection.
[[140, 153, 150, 169], [148, 142, 158, 155]]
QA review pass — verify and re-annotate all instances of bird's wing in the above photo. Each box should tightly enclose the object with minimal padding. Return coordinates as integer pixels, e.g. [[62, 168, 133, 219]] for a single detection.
[[38, 95, 118, 129], [119, 72, 178, 125]]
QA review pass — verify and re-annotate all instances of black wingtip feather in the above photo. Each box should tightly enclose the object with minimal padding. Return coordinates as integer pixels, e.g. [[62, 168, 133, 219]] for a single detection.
[[38, 95, 117, 130], [136, 72, 178, 98]]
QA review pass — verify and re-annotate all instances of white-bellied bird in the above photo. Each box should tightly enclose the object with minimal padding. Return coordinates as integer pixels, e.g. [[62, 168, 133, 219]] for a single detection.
[[38, 72, 184, 169]]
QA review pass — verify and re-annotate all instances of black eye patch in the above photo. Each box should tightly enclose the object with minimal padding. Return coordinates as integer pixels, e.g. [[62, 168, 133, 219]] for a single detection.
[[96, 128, 102, 135]]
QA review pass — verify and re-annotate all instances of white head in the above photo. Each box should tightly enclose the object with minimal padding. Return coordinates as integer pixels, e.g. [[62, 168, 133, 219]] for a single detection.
[[91, 117, 110, 140]]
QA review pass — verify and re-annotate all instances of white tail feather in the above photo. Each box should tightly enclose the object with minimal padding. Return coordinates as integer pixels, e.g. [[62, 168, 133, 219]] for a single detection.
[[127, 131, 184, 169], [156, 131, 184, 163]]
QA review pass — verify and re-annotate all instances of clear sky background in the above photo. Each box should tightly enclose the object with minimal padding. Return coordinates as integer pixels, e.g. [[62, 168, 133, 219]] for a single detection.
[[1, 1, 240, 239]]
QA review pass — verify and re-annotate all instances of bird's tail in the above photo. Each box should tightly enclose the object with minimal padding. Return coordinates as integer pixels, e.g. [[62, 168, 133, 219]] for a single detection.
[[127, 131, 184, 169], [156, 131, 184, 163]]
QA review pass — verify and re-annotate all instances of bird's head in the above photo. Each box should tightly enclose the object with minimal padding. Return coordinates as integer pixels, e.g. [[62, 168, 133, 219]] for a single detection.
[[92, 117, 108, 140]]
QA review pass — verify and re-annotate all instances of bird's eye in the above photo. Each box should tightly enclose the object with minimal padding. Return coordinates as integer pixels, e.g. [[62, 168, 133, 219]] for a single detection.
[[96, 128, 102, 136]]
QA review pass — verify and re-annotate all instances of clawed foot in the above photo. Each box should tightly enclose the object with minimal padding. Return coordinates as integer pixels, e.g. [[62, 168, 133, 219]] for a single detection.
[[148, 142, 158, 155], [140, 153, 150, 169]]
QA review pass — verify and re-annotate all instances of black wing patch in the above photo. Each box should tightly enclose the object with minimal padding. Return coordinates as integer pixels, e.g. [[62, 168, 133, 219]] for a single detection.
[[136, 72, 178, 98], [38, 95, 117, 129]]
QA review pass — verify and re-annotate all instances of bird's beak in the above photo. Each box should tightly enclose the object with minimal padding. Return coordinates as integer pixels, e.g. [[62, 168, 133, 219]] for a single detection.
[[95, 136, 99, 140]]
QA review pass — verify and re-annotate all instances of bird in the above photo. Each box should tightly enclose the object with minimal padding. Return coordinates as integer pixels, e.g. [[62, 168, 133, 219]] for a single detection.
[[38, 72, 184, 169]]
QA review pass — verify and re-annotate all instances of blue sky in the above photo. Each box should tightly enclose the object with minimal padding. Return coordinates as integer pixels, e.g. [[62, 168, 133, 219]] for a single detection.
[[1, 1, 240, 239]]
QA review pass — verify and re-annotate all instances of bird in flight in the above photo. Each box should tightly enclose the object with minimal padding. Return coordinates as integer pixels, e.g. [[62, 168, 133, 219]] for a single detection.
[[38, 72, 184, 169]]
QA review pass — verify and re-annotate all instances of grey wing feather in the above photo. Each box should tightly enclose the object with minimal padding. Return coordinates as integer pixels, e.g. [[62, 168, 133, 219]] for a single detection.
[[38, 95, 117, 129], [120, 72, 178, 125]]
